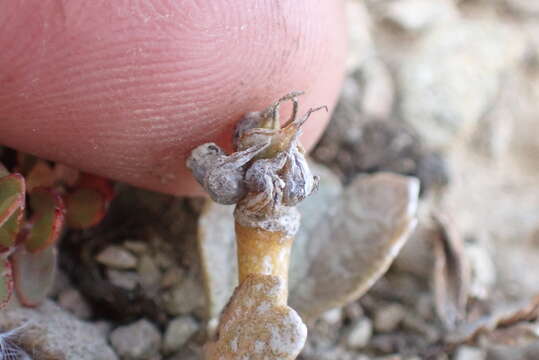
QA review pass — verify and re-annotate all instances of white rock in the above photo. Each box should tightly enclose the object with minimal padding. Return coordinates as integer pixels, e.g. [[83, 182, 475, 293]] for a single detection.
[[163, 316, 199, 354], [454, 346, 486, 360], [110, 319, 162, 360], [96, 246, 138, 269], [359, 58, 395, 119], [346, 318, 373, 349], [137, 255, 161, 291]]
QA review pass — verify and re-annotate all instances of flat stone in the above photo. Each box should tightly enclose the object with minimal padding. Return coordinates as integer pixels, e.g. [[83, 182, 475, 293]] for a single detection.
[[346, 318, 373, 350], [163, 316, 199, 354], [96, 246, 138, 269], [110, 319, 162, 360], [377, 0, 457, 32], [0, 300, 117, 359], [290, 173, 419, 320], [123, 240, 149, 255]]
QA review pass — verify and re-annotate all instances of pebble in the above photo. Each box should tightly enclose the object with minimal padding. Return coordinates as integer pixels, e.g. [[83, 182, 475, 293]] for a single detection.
[[453, 346, 486, 360], [321, 307, 343, 325], [123, 240, 149, 255], [107, 269, 139, 291], [163, 316, 199, 354], [160, 267, 185, 289], [346, 318, 373, 350], [96, 246, 138, 269], [374, 304, 405, 332], [58, 288, 92, 320], [137, 255, 161, 290], [163, 276, 205, 316], [110, 319, 162, 360]]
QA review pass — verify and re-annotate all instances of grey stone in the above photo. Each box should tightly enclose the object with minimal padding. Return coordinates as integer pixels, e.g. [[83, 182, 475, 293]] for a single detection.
[[96, 246, 138, 269], [398, 20, 525, 148], [0, 300, 117, 360], [58, 288, 92, 320], [290, 173, 419, 320], [373, 304, 406, 332], [163, 276, 205, 316], [346, 318, 373, 349], [137, 255, 161, 292], [123, 240, 149, 255], [110, 319, 161, 360], [107, 269, 139, 291], [163, 316, 199, 354]]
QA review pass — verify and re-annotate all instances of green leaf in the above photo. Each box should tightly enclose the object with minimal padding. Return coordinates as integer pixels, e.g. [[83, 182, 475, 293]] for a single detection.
[[0, 258, 13, 309], [24, 188, 65, 253], [66, 174, 114, 229], [0, 173, 25, 228], [0, 208, 23, 250], [12, 246, 56, 307]]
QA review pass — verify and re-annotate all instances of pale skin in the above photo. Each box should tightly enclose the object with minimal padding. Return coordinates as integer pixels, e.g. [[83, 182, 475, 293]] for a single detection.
[[0, 1, 347, 196]]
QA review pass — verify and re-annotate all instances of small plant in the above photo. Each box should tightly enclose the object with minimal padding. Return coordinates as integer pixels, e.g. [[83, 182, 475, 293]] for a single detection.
[[0, 153, 114, 308], [188, 92, 324, 359]]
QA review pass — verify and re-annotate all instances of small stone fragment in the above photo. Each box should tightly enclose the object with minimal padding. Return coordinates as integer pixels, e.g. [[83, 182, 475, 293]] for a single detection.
[[96, 245, 138, 269], [321, 307, 343, 325], [123, 240, 149, 255], [137, 255, 161, 291], [346, 318, 373, 350], [374, 304, 406, 332], [58, 288, 92, 319], [454, 346, 486, 360], [110, 319, 162, 360], [161, 267, 185, 289], [163, 316, 199, 354], [163, 276, 205, 316], [107, 269, 139, 290], [378, 0, 458, 32]]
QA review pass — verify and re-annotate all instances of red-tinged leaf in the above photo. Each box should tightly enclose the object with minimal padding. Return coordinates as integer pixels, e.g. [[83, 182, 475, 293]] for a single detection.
[[24, 188, 65, 253], [26, 160, 55, 192], [0, 208, 24, 251], [0, 257, 13, 309], [12, 246, 56, 307], [0, 174, 25, 228], [66, 173, 114, 229]]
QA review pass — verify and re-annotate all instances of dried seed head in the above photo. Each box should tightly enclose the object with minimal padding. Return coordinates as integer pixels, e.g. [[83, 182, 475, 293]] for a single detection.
[[187, 92, 324, 235]]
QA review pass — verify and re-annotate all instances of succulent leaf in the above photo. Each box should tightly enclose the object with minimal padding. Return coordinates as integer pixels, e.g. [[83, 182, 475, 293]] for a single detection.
[[66, 174, 114, 229], [24, 188, 65, 253], [0, 258, 13, 309], [12, 246, 56, 307], [0, 174, 25, 228], [26, 160, 55, 192], [0, 208, 23, 251]]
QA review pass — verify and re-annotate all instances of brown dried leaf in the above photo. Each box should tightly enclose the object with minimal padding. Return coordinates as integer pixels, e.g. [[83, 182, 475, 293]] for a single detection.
[[432, 213, 470, 331], [446, 294, 539, 344]]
